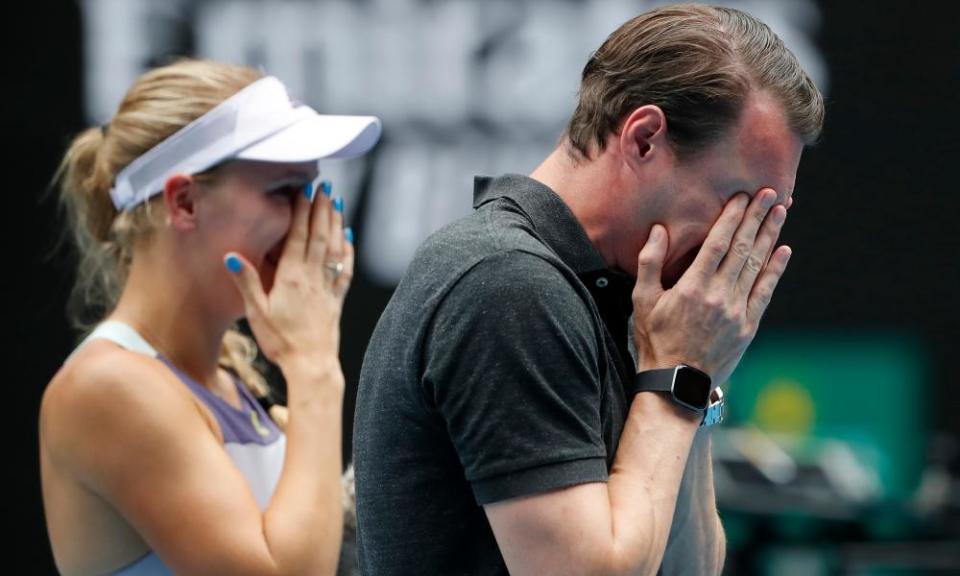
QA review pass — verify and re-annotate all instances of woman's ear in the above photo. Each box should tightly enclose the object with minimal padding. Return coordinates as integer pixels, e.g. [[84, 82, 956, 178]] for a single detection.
[[162, 174, 198, 231]]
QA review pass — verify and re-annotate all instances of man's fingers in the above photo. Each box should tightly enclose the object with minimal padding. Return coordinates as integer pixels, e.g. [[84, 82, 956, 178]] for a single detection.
[[633, 224, 668, 313], [717, 189, 777, 283], [687, 193, 749, 280], [746, 245, 792, 325], [736, 205, 786, 301]]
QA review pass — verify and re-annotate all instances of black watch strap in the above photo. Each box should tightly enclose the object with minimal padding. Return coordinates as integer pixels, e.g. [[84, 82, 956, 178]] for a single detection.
[[631, 368, 677, 394], [632, 365, 713, 412]]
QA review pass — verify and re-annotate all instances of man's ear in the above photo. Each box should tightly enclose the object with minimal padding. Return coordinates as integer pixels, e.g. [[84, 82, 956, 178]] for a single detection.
[[619, 105, 669, 172], [162, 174, 198, 231]]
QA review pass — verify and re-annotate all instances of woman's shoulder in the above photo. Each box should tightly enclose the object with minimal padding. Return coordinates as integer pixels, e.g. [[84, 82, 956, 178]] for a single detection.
[[41, 340, 208, 472], [44, 339, 174, 414]]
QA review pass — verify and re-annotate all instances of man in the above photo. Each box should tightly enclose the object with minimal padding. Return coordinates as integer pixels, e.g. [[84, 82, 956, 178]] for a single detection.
[[354, 4, 823, 574]]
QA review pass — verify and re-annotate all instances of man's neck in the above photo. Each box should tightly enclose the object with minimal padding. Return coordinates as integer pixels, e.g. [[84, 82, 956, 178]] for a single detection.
[[530, 143, 647, 274]]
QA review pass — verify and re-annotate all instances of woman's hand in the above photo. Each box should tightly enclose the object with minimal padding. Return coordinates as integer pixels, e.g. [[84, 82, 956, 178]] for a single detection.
[[224, 183, 353, 377]]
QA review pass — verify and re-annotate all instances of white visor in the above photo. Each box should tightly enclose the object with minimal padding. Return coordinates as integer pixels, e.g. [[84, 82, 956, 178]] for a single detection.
[[109, 76, 381, 211]]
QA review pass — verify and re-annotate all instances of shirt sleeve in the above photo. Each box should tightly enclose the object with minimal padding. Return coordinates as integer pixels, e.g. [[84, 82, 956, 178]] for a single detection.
[[421, 249, 609, 505]]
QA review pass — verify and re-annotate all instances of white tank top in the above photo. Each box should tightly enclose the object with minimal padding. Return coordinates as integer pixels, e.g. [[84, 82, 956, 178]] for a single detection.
[[71, 321, 286, 575]]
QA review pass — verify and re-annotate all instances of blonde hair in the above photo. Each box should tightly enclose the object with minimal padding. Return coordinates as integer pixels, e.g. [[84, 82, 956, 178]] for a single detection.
[[55, 58, 287, 424]]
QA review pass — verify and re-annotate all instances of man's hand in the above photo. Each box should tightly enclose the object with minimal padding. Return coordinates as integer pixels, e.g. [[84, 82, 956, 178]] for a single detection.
[[631, 188, 790, 385]]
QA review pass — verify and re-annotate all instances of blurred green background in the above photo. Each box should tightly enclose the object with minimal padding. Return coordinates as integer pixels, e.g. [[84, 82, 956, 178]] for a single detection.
[[716, 333, 957, 575]]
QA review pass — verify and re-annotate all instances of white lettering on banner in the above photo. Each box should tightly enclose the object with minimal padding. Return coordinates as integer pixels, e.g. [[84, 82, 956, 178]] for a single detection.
[[82, 0, 826, 285]]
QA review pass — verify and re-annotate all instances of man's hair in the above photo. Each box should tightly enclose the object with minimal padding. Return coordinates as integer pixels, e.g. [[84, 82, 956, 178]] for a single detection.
[[565, 3, 824, 161]]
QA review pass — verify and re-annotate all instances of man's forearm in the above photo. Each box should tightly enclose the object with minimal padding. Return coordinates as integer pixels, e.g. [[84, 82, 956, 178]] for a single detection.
[[485, 391, 713, 576], [604, 392, 702, 576], [659, 431, 726, 575]]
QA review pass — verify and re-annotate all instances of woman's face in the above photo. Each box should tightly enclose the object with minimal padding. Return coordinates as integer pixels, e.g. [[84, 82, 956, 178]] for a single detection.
[[191, 160, 318, 315]]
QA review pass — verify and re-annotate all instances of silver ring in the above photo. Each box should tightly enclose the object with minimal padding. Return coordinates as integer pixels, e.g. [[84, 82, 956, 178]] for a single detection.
[[325, 261, 344, 278]]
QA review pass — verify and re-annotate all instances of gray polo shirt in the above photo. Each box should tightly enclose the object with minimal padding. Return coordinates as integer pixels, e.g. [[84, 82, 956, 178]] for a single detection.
[[354, 174, 635, 575]]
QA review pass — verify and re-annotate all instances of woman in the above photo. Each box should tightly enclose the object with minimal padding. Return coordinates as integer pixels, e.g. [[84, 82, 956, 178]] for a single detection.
[[40, 59, 380, 575]]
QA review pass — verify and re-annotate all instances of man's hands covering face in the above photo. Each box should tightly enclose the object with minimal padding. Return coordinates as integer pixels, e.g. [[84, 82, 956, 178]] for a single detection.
[[631, 189, 790, 387]]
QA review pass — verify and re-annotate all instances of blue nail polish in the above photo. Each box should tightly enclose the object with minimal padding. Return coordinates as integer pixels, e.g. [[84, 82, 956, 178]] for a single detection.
[[321, 180, 332, 197], [303, 182, 314, 200], [345, 227, 354, 243], [333, 196, 344, 213], [225, 254, 242, 274]]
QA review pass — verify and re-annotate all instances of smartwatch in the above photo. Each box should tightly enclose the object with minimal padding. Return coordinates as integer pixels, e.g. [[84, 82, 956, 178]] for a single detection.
[[632, 365, 723, 426]]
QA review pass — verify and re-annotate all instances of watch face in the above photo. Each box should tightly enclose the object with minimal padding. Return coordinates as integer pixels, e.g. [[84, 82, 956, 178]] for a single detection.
[[672, 366, 712, 410]]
